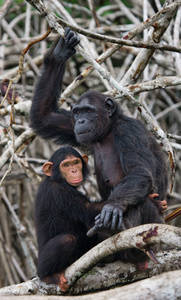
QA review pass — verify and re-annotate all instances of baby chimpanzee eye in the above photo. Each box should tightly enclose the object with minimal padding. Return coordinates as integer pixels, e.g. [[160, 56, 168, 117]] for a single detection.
[[64, 163, 69, 167]]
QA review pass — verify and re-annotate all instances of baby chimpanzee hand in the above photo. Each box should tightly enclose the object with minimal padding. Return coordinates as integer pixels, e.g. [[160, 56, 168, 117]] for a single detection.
[[53, 27, 80, 61]]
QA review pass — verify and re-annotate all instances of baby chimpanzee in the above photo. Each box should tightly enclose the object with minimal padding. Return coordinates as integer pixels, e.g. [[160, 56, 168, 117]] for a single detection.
[[34, 146, 106, 292]]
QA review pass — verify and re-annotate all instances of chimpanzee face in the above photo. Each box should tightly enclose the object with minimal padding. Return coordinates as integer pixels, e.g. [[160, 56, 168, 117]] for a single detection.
[[72, 98, 97, 144], [72, 97, 116, 145], [43, 148, 88, 186], [59, 155, 84, 187]]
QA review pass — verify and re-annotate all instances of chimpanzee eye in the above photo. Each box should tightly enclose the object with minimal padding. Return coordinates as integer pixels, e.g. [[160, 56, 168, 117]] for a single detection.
[[73, 110, 79, 116], [73, 110, 80, 119], [64, 163, 69, 167]]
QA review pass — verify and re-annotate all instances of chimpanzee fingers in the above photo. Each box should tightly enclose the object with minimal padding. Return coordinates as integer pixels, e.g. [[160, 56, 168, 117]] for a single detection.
[[86, 225, 99, 237], [86, 220, 104, 237], [160, 200, 168, 208], [95, 218, 103, 229], [64, 27, 71, 37], [158, 200, 168, 213], [95, 214, 101, 221], [149, 193, 159, 200], [71, 38, 80, 48], [117, 211, 123, 230], [53, 38, 64, 57], [65, 28, 80, 48], [66, 35, 79, 48], [100, 207, 106, 223], [95, 215, 102, 226], [111, 208, 119, 230], [103, 209, 112, 227]]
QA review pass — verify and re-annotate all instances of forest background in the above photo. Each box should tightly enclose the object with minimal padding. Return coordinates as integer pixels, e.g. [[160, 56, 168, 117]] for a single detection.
[[0, 0, 181, 298]]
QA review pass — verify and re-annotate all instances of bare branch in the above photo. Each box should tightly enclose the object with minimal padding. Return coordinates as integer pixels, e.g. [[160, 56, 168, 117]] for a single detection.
[[0, 224, 180, 296], [0, 100, 31, 117], [26, 0, 181, 52], [0, 128, 35, 170], [65, 223, 181, 287]]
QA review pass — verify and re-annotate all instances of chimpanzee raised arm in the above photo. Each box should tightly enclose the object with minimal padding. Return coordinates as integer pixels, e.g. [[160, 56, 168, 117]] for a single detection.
[[30, 28, 79, 145]]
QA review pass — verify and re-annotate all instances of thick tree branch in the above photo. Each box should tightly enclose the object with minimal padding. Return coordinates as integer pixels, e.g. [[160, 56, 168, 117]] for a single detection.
[[0, 224, 180, 296], [65, 223, 181, 287]]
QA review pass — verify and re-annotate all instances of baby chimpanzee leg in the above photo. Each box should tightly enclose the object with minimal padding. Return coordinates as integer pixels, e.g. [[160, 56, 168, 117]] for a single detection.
[[38, 234, 78, 291]]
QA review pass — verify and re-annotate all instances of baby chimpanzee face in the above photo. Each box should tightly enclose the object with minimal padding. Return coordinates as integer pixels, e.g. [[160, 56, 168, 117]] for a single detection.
[[59, 155, 84, 187]]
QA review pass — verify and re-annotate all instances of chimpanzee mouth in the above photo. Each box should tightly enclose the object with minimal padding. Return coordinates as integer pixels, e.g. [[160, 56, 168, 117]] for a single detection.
[[68, 178, 82, 184], [79, 130, 91, 135]]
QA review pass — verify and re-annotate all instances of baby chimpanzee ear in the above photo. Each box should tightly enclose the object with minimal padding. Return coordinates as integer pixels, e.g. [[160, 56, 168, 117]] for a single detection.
[[105, 97, 116, 117], [43, 162, 53, 176], [82, 154, 88, 165]]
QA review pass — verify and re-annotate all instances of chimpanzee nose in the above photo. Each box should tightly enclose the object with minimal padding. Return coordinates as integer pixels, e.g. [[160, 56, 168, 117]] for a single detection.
[[78, 118, 85, 124]]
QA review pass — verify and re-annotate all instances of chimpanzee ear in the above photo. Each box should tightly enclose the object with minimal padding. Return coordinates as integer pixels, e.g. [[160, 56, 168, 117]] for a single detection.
[[105, 97, 116, 117], [71, 103, 75, 110], [82, 154, 88, 165], [43, 162, 53, 176]]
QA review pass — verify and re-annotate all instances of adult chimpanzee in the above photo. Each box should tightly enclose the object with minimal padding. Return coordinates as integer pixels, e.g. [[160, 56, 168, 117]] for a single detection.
[[35, 146, 106, 292], [30, 28, 168, 234]]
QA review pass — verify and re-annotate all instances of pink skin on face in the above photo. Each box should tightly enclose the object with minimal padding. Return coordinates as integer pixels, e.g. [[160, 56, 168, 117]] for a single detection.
[[60, 155, 83, 187]]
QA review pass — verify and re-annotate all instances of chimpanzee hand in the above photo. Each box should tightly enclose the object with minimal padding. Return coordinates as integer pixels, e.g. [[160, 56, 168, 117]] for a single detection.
[[149, 193, 168, 215], [53, 27, 80, 61], [99, 204, 123, 230], [86, 204, 123, 237], [86, 214, 106, 237]]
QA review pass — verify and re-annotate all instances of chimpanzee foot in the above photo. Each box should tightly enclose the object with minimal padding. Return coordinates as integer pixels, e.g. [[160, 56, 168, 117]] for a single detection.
[[43, 272, 69, 292], [137, 260, 148, 271], [57, 271, 70, 292]]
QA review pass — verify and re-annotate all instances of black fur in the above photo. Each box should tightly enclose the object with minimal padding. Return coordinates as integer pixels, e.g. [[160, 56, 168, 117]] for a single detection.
[[31, 28, 167, 241], [35, 147, 104, 280]]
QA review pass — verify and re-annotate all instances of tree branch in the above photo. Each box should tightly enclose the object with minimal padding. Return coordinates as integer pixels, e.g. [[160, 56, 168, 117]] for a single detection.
[[26, 0, 181, 52], [0, 224, 180, 296], [0, 128, 35, 170], [65, 223, 181, 287]]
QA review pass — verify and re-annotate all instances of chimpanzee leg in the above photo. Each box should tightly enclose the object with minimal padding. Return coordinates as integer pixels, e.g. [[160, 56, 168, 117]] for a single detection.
[[141, 199, 165, 224], [37, 234, 78, 280], [117, 200, 164, 267]]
